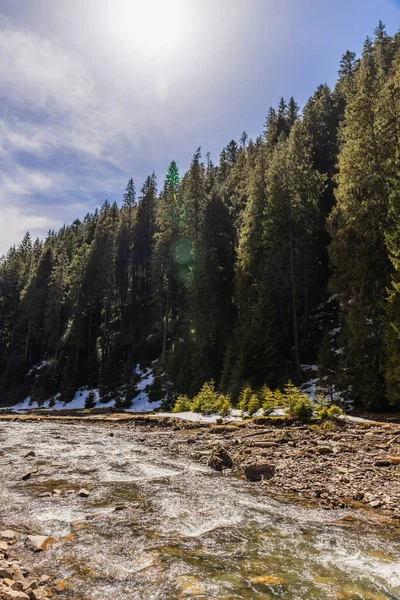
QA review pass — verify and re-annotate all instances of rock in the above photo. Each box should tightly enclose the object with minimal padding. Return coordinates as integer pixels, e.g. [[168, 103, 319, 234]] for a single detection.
[[252, 441, 279, 448], [28, 590, 48, 599], [317, 446, 333, 455], [21, 469, 38, 481], [3, 578, 19, 589], [23, 451, 35, 458], [176, 575, 205, 596], [3, 592, 30, 600], [250, 575, 285, 585], [9, 566, 25, 583], [23, 581, 38, 592], [369, 500, 382, 508], [0, 540, 8, 552], [207, 446, 233, 471], [38, 576, 50, 586], [0, 567, 14, 578], [389, 456, 400, 465], [1, 530, 16, 541], [244, 463, 275, 482], [77, 489, 90, 498], [25, 536, 55, 552], [114, 504, 128, 512], [374, 460, 391, 467]]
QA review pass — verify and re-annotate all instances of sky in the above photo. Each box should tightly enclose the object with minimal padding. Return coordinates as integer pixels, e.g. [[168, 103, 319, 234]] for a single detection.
[[0, 0, 399, 255]]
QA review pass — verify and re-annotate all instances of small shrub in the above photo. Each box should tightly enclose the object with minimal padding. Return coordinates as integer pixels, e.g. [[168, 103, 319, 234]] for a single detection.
[[218, 394, 232, 416], [317, 403, 343, 421], [85, 391, 96, 409], [260, 385, 275, 414], [192, 381, 221, 414], [248, 393, 261, 415], [238, 386, 253, 413], [173, 394, 192, 413], [289, 396, 314, 421], [272, 388, 286, 409]]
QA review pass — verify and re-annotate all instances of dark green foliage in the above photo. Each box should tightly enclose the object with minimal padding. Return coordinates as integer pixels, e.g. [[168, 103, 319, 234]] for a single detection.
[[85, 390, 96, 409]]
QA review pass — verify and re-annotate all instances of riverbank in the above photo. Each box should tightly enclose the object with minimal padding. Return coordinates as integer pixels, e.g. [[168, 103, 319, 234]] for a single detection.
[[1, 412, 400, 522], [1, 416, 400, 599]]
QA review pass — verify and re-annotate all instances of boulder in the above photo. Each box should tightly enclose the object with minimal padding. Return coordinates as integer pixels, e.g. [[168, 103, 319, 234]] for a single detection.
[[3, 592, 30, 600], [25, 536, 54, 552], [3, 578, 18, 589], [369, 499, 382, 508], [208, 447, 233, 472], [1, 530, 16, 541], [10, 566, 26, 582], [21, 470, 38, 481], [28, 590, 48, 599], [0, 567, 14, 579], [244, 463, 275, 482]]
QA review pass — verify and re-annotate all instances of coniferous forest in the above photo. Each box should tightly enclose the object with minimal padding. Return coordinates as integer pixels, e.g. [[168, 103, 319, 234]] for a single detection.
[[1, 22, 400, 412]]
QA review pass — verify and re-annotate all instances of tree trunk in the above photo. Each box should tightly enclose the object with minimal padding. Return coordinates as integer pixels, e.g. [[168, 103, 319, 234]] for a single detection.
[[289, 231, 302, 382], [162, 277, 170, 366]]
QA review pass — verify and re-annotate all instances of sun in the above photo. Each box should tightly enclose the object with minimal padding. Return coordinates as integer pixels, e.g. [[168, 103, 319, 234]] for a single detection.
[[108, 0, 187, 59]]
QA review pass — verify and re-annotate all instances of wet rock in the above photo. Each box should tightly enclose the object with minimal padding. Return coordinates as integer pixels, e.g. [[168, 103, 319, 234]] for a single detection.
[[207, 446, 233, 471], [25, 536, 54, 552], [176, 575, 205, 596], [77, 488, 90, 498], [244, 463, 275, 482], [21, 469, 38, 481], [250, 575, 285, 585], [1, 531, 16, 541]]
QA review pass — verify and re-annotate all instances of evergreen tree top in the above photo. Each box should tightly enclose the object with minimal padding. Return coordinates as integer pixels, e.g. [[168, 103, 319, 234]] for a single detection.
[[166, 161, 180, 187]]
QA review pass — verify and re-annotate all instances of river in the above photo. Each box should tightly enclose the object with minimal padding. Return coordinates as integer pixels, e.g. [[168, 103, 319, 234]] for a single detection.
[[0, 421, 399, 599]]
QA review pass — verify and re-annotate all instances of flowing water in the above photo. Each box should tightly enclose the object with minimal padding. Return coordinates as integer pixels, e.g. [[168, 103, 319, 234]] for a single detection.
[[1, 421, 400, 599]]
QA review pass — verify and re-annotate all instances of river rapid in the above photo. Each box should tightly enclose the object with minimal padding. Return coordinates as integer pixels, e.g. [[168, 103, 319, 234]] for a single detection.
[[0, 421, 400, 599]]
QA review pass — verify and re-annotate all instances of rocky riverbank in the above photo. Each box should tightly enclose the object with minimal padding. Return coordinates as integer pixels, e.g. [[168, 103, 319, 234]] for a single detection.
[[163, 417, 400, 519], [1, 414, 400, 599], [0, 530, 54, 600], [1, 412, 399, 522]]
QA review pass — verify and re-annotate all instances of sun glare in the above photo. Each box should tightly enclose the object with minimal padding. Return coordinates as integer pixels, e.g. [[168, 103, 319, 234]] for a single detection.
[[109, 0, 187, 59]]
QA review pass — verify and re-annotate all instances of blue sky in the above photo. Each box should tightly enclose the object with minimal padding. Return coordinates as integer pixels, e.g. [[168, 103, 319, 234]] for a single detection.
[[0, 0, 399, 254]]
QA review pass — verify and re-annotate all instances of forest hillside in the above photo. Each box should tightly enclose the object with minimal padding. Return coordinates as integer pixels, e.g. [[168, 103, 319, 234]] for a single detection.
[[1, 22, 399, 412]]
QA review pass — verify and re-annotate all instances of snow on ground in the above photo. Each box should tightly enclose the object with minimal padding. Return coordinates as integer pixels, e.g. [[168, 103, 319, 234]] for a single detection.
[[1, 363, 160, 413], [156, 411, 243, 423], [125, 364, 160, 412]]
